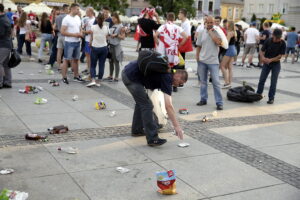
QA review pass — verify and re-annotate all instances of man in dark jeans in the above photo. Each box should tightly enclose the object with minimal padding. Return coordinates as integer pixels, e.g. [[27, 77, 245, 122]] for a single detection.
[[257, 29, 286, 104], [122, 61, 187, 146], [0, 3, 12, 89]]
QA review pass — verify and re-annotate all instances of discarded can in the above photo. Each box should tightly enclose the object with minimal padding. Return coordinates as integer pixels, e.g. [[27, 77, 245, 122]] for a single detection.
[[58, 147, 78, 154], [72, 95, 79, 101], [95, 101, 106, 110], [202, 116, 208, 122], [0, 169, 14, 175], [25, 133, 48, 140], [179, 108, 189, 114], [34, 97, 48, 104], [48, 125, 69, 134], [116, 167, 130, 174]]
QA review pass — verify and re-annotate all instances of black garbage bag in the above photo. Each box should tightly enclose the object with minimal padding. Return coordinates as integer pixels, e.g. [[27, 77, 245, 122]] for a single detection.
[[227, 85, 263, 102]]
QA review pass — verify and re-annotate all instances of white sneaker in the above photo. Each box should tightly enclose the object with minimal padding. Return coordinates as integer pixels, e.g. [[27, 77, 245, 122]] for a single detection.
[[86, 81, 96, 87]]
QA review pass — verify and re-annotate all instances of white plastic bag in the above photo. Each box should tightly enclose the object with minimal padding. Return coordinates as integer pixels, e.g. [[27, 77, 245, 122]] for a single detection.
[[213, 25, 228, 49], [148, 89, 168, 126]]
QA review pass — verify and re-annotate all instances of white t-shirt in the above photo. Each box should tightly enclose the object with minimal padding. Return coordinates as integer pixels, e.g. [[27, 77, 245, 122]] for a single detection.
[[84, 17, 95, 42], [62, 15, 82, 42], [196, 24, 204, 33], [245, 27, 259, 44], [19, 20, 31, 34], [91, 24, 109, 48], [181, 19, 191, 36]]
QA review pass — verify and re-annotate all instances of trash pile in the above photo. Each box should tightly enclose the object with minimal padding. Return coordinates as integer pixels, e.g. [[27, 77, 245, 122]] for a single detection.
[[0, 189, 28, 200], [18, 86, 43, 94]]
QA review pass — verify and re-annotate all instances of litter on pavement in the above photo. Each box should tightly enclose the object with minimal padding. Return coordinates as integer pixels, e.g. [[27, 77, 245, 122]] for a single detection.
[[177, 142, 190, 148], [109, 111, 116, 117], [72, 95, 79, 101], [179, 108, 189, 114], [95, 101, 106, 110], [25, 133, 47, 141], [34, 98, 47, 104], [156, 170, 177, 195], [0, 189, 29, 200], [0, 169, 14, 175], [58, 147, 78, 154], [48, 125, 69, 134], [116, 167, 130, 174]]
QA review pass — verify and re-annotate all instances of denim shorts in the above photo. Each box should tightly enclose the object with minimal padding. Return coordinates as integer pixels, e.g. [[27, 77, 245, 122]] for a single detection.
[[84, 41, 91, 54], [225, 45, 237, 57], [64, 41, 80, 60], [286, 47, 295, 54]]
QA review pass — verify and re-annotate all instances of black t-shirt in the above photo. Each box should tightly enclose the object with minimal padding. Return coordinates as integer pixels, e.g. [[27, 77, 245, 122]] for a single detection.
[[124, 61, 172, 95], [138, 18, 160, 48], [235, 30, 241, 45], [260, 30, 271, 45], [41, 20, 53, 34], [262, 38, 286, 63]]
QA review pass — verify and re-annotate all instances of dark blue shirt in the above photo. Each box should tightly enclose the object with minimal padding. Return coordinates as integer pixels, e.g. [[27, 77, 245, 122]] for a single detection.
[[124, 61, 172, 95]]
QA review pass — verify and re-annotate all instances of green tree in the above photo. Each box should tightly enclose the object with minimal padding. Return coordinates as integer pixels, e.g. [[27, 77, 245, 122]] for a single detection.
[[148, 0, 196, 18], [78, 0, 129, 14]]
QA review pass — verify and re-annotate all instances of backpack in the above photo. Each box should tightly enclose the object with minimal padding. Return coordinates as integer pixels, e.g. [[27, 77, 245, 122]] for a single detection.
[[137, 50, 169, 76], [227, 85, 263, 102]]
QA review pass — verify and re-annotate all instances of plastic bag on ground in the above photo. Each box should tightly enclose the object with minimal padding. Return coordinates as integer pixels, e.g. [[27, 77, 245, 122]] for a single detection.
[[0, 189, 29, 200], [0, 169, 14, 175], [116, 167, 130, 174], [227, 85, 262, 102]]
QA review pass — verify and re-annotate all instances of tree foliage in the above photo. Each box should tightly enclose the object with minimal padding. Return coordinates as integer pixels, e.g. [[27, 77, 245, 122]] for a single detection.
[[78, 0, 129, 14], [148, 0, 196, 18]]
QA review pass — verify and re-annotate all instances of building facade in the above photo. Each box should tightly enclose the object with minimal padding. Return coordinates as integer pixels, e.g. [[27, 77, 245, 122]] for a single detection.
[[126, 0, 150, 16], [243, 0, 300, 30], [12, 0, 74, 7], [195, 0, 244, 21]]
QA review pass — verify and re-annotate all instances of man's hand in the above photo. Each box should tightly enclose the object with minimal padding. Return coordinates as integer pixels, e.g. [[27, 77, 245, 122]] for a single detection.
[[75, 33, 83, 38], [174, 126, 184, 140]]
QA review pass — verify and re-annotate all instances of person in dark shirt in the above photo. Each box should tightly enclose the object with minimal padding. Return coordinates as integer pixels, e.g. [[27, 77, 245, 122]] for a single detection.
[[122, 60, 188, 146], [233, 24, 242, 65], [258, 22, 271, 67], [38, 12, 53, 63], [257, 29, 286, 104], [0, 3, 12, 89], [138, 8, 161, 50]]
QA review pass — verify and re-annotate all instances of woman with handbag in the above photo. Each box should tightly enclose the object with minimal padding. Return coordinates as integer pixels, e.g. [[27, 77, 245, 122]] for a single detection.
[[38, 12, 53, 63], [17, 12, 34, 61], [104, 13, 125, 82]]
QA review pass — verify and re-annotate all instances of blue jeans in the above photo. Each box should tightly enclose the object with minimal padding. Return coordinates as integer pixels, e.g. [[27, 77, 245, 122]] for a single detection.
[[122, 71, 158, 143], [90, 46, 108, 79], [17, 34, 31, 56], [257, 62, 281, 100], [64, 41, 81, 60], [38, 33, 53, 59], [197, 61, 223, 106]]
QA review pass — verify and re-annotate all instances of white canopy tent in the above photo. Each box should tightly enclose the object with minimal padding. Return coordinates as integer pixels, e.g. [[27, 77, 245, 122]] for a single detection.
[[235, 20, 249, 29], [3, 0, 17, 11], [23, 3, 52, 14]]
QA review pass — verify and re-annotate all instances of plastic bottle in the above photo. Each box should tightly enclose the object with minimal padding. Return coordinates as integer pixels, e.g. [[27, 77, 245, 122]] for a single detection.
[[57, 147, 78, 154]]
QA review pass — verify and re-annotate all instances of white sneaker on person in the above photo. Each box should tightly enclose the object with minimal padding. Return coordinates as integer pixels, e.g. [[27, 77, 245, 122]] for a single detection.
[[222, 84, 231, 89]]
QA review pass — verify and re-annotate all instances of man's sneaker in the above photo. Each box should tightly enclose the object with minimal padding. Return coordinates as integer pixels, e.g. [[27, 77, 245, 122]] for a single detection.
[[62, 78, 69, 84], [81, 69, 89, 74], [246, 63, 252, 68], [38, 59, 43, 63], [238, 63, 244, 67], [3, 84, 12, 88], [267, 99, 274, 104], [74, 76, 84, 83], [233, 62, 237, 65], [196, 101, 207, 106], [103, 77, 113, 81], [222, 84, 231, 89], [147, 138, 167, 147], [86, 81, 96, 87], [250, 63, 257, 67], [173, 86, 178, 92], [217, 105, 223, 110]]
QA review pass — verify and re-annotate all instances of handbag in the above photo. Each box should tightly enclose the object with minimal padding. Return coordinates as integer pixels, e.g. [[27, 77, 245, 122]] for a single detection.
[[8, 41, 21, 68]]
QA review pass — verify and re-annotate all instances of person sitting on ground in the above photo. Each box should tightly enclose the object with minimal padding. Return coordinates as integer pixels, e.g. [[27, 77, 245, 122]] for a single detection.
[[122, 56, 187, 146], [256, 29, 286, 104]]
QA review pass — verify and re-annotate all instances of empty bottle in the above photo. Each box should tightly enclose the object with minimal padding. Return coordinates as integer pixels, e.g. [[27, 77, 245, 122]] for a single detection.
[[48, 125, 69, 134], [57, 147, 78, 154], [25, 133, 47, 140]]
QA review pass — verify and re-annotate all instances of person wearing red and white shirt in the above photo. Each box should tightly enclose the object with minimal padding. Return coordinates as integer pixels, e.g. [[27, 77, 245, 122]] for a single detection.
[[178, 8, 193, 63]]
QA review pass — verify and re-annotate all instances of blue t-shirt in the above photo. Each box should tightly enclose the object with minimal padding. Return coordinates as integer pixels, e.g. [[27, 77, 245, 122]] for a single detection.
[[5, 12, 13, 25], [124, 61, 173, 96], [286, 32, 298, 48]]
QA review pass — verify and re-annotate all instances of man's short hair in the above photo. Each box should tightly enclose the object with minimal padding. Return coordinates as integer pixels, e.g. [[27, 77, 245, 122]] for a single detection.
[[179, 8, 187, 17], [273, 28, 282, 38], [291, 27, 296, 31], [70, 3, 79, 9], [103, 6, 110, 11], [62, 4, 69, 10], [263, 22, 270, 28], [223, 19, 228, 24], [0, 4, 4, 12], [167, 12, 175, 21], [8, 8, 11, 11], [215, 16, 222, 21]]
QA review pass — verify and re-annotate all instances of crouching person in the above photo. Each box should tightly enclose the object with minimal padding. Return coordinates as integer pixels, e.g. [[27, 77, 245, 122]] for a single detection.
[[122, 53, 188, 146]]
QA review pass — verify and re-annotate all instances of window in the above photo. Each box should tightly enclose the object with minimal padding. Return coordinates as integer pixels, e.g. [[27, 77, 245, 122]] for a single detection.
[[269, 4, 274, 13], [228, 7, 233, 17], [259, 4, 264, 13], [198, 1, 202, 11], [240, 8, 244, 18], [209, 1, 213, 12], [249, 4, 254, 13], [283, 3, 288, 13], [235, 8, 239, 19]]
